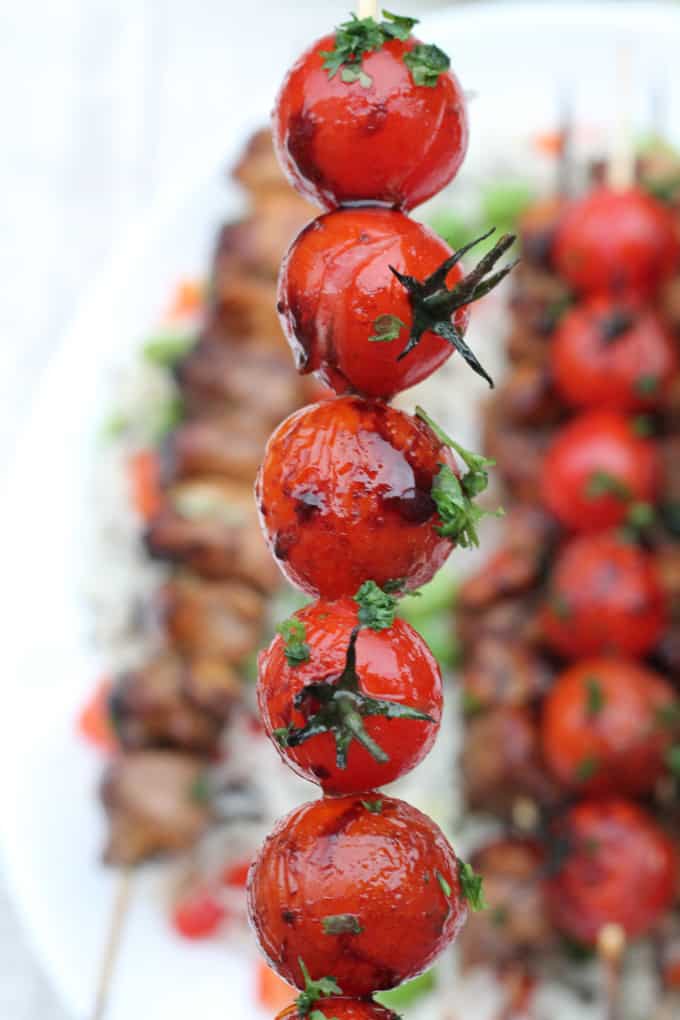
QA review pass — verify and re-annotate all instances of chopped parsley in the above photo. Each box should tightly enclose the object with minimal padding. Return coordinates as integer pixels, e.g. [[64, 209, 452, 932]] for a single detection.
[[321, 914, 363, 935], [354, 580, 399, 630], [584, 676, 605, 718], [278, 617, 311, 666], [369, 313, 406, 343], [457, 859, 487, 912]]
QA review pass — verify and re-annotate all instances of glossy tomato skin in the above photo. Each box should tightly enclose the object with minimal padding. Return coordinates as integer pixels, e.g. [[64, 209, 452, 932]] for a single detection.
[[277, 1000, 400, 1020], [540, 410, 660, 532], [256, 396, 456, 598], [541, 658, 676, 796], [546, 799, 676, 944], [273, 35, 468, 211], [542, 533, 666, 659], [554, 187, 680, 299], [552, 299, 678, 412], [247, 795, 467, 995], [258, 598, 442, 794], [278, 209, 469, 399]]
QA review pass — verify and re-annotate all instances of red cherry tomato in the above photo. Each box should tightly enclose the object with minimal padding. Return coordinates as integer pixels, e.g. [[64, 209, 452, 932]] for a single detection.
[[277, 1000, 399, 1020], [542, 532, 666, 659], [278, 208, 511, 398], [172, 886, 226, 939], [554, 186, 680, 299], [551, 298, 678, 412], [257, 397, 472, 598], [258, 595, 442, 794], [540, 410, 659, 532], [77, 678, 118, 753], [221, 860, 251, 888], [541, 658, 676, 796], [273, 27, 468, 210], [546, 799, 676, 944], [247, 794, 468, 996]]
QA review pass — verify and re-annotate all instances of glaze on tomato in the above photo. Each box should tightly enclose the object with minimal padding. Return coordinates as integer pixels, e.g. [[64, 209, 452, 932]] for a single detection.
[[247, 794, 468, 996], [277, 999, 400, 1020], [546, 799, 676, 944], [258, 596, 442, 794], [540, 410, 659, 532], [273, 32, 468, 210], [541, 658, 676, 796], [541, 532, 666, 659], [256, 397, 459, 598]]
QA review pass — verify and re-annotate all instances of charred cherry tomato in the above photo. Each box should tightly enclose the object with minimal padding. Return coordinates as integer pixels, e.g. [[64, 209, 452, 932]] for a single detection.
[[542, 532, 666, 659], [273, 14, 467, 210], [540, 410, 659, 532], [551, 298, 678, 412], [258, 589, 442, 794], [247, 794, 473, 996], [277, 1000, 400, 1020], [278, 208, 514, 397], [546, 798, 676, 944], [553, 186, 680, 299], [172, 885, 226, 939], [541, 658, 677, 796], [256, 397, 496, 598]]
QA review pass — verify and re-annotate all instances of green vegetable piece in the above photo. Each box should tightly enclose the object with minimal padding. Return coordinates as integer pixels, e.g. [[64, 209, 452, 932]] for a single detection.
[[278, 617, 311, 666], [375, 969, 436, 1009], [143, 332, 194, 368], [354, 580, 399, 630], [584, 470, 632, 502], [321, 914, 363, 935], [403, 43, 450, 87], [635, 373, 659, 396], [575, 756, 599, 782], [665, 745, 680, 776], [457, 859, 487, 912], [361, 799, 383, 813], [296, 959, 342, 1018], [369, 313, 406, 343], [435, 870, 451, 897], [584, 676, 604, 718], [319, 10, 425, 89], [432, 464, 504, 549]]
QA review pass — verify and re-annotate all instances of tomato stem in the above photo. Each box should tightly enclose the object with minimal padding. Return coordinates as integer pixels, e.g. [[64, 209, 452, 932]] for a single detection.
[[273, 627, 434, 769], [387, 229, 518, 386]]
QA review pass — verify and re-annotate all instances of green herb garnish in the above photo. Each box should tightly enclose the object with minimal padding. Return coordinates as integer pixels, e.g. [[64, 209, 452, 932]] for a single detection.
[[584, 676, 604, 718], [278, 617, 311, 666], [354, 580, 399, 630], [361, 799, 383, 813], [321, 914, 363, 935], [458, 859, 487, 911], [143, 332, 194, 368], [575, 756, 599, 782], [403, 43, 450, 87], [296, 960, 342, 1018], [369, 313, 406, 343], [585, 470, 632, 502]]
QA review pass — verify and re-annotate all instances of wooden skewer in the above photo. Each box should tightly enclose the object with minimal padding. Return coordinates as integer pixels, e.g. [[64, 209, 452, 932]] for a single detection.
[[357, 0, 379, 19], [606, 45, 635, 191], [597, 922, 626, 1020], [91, 869, 134, 1020]]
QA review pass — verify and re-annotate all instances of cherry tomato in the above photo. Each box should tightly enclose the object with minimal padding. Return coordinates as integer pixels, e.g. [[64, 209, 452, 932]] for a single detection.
[[127, 449, 161, 521], [256, 397, 494, 598], [546, 799, 676, 944], [541, 658, 676, 796], [258, 593, 442, 794], [257, 961, 296, 1013], [277, 1000, 399, 1020], [273, 17, 468, 210], [77, 678, 118, 753], [551, 298, 678, 412], [247, 794, 470, 995], [540, 411, 659, 532], [221, 860, 251, 888], [278, 208, 513, 398], [172, 886, 226, 939], [553, 186, 680, 299], [542, 532, 666, 659]]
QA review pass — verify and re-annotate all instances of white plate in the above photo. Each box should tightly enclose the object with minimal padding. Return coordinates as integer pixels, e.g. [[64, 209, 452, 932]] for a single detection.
[[2, 4, 680, 1019]]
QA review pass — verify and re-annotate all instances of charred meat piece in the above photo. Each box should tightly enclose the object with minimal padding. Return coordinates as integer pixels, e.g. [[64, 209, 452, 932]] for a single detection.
[[145, 478, 280, 590], [160, 413, 270, 486], [156, 572, 265, 663], [462, 639, 553, 711], [231, 128, 294, 199], [101, 751, 211, 866], [507, 264, 571, 355], [463, 706, 560, 816], [460, 837, 554, 969], [459, 505, 556, 612], [215, 192, 313, 281], [176, 336, 301, 425], [109, 652, 226, 752], [458, 595, 543, 651]]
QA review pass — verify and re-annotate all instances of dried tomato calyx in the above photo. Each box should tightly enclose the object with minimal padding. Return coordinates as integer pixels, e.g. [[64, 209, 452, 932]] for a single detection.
[[273, 627, 434, 769], [295, 958, 342, 1017], [386, 229, 517, 386], [416, 406, 504, 548]]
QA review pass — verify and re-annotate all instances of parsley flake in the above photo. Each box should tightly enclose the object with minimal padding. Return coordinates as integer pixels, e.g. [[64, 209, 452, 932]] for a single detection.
[[665, 745, 680, 776], [295, 959, 342, 1017], [369, 313, 406, 343], [457, 859, 487, 912], [322, 914, 363, 935], [278, 617, 311, 667], [435, 870, 452, 897], [575, 756, 599, 782], [584, 676, 605, 718], [403, 43, 450, 87], [354, 580, 399, 630], [585, 470, 632, 502], [361, 798, 383, 813]]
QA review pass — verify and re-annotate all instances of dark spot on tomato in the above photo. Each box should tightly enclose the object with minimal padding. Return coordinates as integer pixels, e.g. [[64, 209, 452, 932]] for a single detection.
[[311, 764, 331, 780], [286, 290, 315, 371], [384, 488, 436, 524], [294, 489, 326, 521], [286, 111, 324, 188], [274, 529, 296, 561], [362, 102, 389, 135], [281, 908, 296, 926]]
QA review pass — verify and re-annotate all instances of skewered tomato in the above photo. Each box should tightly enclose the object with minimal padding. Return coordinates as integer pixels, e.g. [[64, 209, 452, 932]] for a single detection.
[[551, 298, 678, 412], [258, 585, 442, 794], [540, 410, 659, 532], [256, 397, 497, 598], [273, 12, 468, 210], [546, 799, 676, 944], [541, 658, 677, 796], [277, 998, 400, 1020], [278, 208, 514, 397], [542, 532, 666, 658], [553, 186, 680, 299], [248, 794, 478, 996], [172, 885, 226, 939]]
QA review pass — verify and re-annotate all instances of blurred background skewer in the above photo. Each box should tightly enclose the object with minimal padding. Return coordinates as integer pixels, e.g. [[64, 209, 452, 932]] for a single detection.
[[91, 869, 134, 1020], [597, 923, 626, 1020], [358, 0, 379, 18], [607, 44, 634, 191]]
